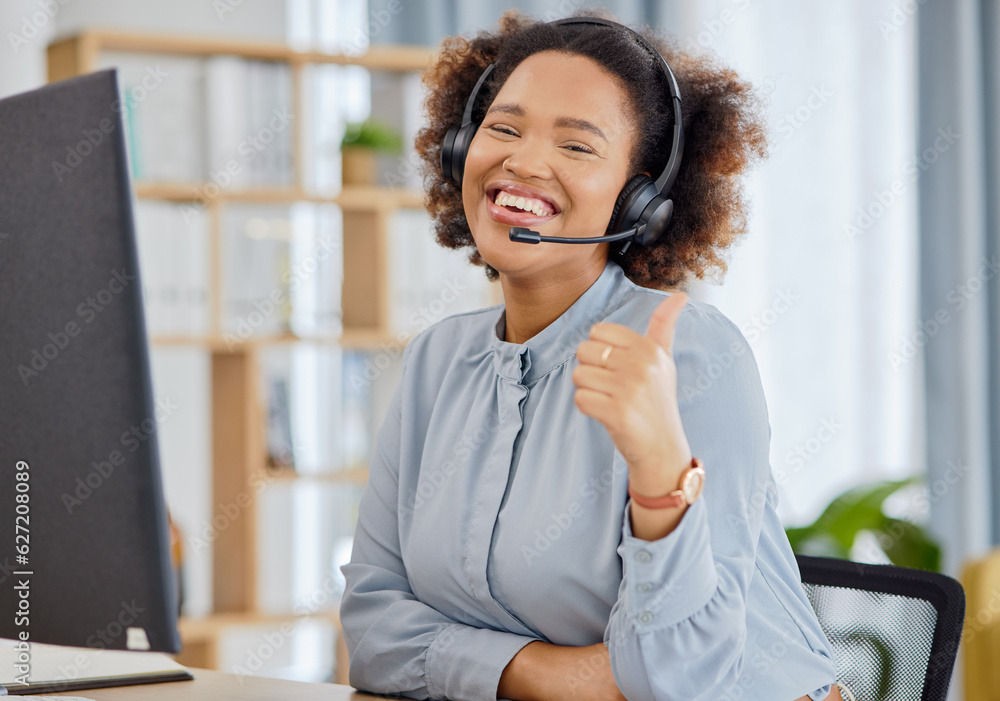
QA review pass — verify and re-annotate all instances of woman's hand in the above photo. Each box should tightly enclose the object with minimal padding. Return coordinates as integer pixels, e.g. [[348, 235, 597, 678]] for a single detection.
[[572, 292, 692, 496], [498, 641, 627, 701], [559, 642, 628, 701]]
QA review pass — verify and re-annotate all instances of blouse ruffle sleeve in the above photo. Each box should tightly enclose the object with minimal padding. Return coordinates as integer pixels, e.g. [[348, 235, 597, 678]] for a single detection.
[[604, 306, 780, 701]]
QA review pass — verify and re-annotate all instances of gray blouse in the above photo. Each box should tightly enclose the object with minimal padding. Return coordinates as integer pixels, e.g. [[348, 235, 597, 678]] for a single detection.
[[340, 259, 838, 701]]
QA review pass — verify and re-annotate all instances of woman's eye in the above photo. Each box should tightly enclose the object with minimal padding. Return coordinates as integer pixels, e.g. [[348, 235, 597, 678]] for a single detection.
[[486, 125, 595, 155]]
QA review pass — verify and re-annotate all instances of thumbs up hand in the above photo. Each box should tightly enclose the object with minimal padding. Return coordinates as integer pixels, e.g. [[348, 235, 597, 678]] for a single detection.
[[572, 292, 693, 495]]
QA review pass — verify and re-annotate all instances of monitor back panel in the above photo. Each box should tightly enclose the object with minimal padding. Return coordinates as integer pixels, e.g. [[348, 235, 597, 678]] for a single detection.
[[0, 70, 180, 653]]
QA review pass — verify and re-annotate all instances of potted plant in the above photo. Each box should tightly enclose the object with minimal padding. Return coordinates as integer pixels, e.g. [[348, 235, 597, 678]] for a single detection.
[[784, 475, 942, 572], [340, 118, 404, 186]]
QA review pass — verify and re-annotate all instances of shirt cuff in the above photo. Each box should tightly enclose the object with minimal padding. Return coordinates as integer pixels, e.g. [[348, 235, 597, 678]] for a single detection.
[[424, 623, 537, 701], [809, 683, 834, 700], [618, 496, 719, 630]]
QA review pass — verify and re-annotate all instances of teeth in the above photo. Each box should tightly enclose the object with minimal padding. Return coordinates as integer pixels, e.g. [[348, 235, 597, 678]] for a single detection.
[[493, 189, 554, 216]]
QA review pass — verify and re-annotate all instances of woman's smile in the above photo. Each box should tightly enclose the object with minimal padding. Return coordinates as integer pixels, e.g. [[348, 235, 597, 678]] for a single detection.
[[485, 191, 559, 229]]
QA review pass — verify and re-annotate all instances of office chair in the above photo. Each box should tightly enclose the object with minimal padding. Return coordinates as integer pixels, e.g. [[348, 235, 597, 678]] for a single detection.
[[796, 554, 965, 701]]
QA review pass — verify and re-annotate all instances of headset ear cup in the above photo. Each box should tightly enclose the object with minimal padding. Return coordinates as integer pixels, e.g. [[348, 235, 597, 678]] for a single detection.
[[607, 174, 653, 236], [441, 123, 478, 185], [636, 197, 674, 246], [441, 125, 459, 182]]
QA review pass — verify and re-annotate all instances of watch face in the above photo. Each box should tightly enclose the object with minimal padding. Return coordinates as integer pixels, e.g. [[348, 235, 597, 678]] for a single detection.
[[682, 468, 705, 503]]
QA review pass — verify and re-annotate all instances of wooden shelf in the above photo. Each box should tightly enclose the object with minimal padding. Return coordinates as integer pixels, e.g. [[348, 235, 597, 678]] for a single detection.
[[47, 29, 437, 84], [334, 184, 425, 211], [179, 609, 341, 641], [133, 182, 426, 210], [151, 333, 337, 349], [267, 466, 369, 486], [149, 331, 413, 351]]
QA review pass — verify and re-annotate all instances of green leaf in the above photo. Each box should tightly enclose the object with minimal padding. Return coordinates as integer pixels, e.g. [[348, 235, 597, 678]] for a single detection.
[[784, 527, 849, 559], [872, 516, 941, 572], [784, 475, 942, 572], [801, 477, 916, 548]]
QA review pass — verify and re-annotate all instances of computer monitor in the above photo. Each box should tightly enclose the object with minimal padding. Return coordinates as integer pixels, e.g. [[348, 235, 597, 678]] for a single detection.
[[0, 69, 180, 654]]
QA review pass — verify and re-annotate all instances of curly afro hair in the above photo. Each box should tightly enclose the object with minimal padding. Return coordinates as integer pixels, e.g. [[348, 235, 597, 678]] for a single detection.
[[413, 7, 768, 290]]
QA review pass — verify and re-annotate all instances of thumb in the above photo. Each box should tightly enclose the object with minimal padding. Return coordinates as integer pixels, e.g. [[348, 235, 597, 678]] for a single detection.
[[645, 291, 688, 355]]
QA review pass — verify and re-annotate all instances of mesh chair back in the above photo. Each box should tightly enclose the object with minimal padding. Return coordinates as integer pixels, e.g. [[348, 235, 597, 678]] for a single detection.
[[796, 555, 965, 701]]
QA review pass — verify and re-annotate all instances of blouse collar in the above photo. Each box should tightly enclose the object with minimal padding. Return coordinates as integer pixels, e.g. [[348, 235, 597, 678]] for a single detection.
[[490, 260, 631, 385]]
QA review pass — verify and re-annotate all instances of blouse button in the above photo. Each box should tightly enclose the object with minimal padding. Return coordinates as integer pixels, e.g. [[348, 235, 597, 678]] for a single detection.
[[635, 549, 652, 564], [638, 611, 654, 625], [638, 581, 654, 593]]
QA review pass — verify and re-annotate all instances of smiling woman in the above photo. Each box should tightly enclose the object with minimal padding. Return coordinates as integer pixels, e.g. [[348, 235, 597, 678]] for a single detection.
[[339, 8, 845, 701]]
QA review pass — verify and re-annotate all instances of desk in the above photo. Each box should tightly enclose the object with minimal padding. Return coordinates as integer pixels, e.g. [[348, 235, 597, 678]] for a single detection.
[[42, 667, 386, 700]]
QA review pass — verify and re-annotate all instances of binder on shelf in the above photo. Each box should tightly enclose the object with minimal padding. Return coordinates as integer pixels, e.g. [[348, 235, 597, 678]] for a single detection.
[[388, 209, 496, 338], [133, 200, 166, 333], [271, 60, 295, 187], [300, 63, 343, 197], [206, 57, 295, 190], [288, 202, 344, 339], [341, 352, 373, 465], [222, 204, 293, 339], [204, 55, 252, 190], [180, 205, 211, 335], [260, 342, 345, 481], [133, 200, 210, 337], [247, 60, 295, 187], [266, 375, 296, 473], [98, 52, 207, 183]]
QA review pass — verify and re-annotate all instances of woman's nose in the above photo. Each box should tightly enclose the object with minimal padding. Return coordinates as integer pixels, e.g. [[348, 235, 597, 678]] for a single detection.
[[501, 139, 552, 179]]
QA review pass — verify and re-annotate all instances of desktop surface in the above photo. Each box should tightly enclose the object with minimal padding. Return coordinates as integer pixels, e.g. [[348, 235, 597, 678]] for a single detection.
[[39, 667, 384, 700]]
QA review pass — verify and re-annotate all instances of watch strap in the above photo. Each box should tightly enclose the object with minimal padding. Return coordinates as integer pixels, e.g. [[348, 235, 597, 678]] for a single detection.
[[628, 457, 703, 510]]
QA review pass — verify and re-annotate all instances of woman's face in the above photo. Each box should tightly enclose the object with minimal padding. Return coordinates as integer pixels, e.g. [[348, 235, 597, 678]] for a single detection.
[[462, 49, 639, 281]]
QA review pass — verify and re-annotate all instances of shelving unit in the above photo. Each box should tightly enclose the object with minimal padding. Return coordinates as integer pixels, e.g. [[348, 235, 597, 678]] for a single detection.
[[47, 28, 502, 683]]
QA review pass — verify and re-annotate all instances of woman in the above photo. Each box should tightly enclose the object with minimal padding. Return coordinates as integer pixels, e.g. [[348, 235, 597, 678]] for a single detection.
[[340, 8, 845, 701]]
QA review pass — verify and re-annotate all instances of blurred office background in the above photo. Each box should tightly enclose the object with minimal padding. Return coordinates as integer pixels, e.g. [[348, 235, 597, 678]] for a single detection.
[[1, 1, 997, 699]]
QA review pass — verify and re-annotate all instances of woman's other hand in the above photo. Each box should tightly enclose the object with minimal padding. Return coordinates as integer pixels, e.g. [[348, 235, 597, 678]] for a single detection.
[[559, 642, 629, 701], [498, 641, 627, 701]]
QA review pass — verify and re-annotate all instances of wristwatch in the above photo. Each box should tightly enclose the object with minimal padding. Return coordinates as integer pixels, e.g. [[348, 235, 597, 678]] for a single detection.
[[628, 457, 705, 509]]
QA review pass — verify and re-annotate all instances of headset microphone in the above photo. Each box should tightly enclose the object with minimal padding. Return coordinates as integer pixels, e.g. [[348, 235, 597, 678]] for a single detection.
[[509, 226, 639, 245], [508, 196, 673, 254]]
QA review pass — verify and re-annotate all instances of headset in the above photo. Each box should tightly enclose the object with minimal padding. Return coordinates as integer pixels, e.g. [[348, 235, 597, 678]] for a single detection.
[[439, 16, 684, 256]]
